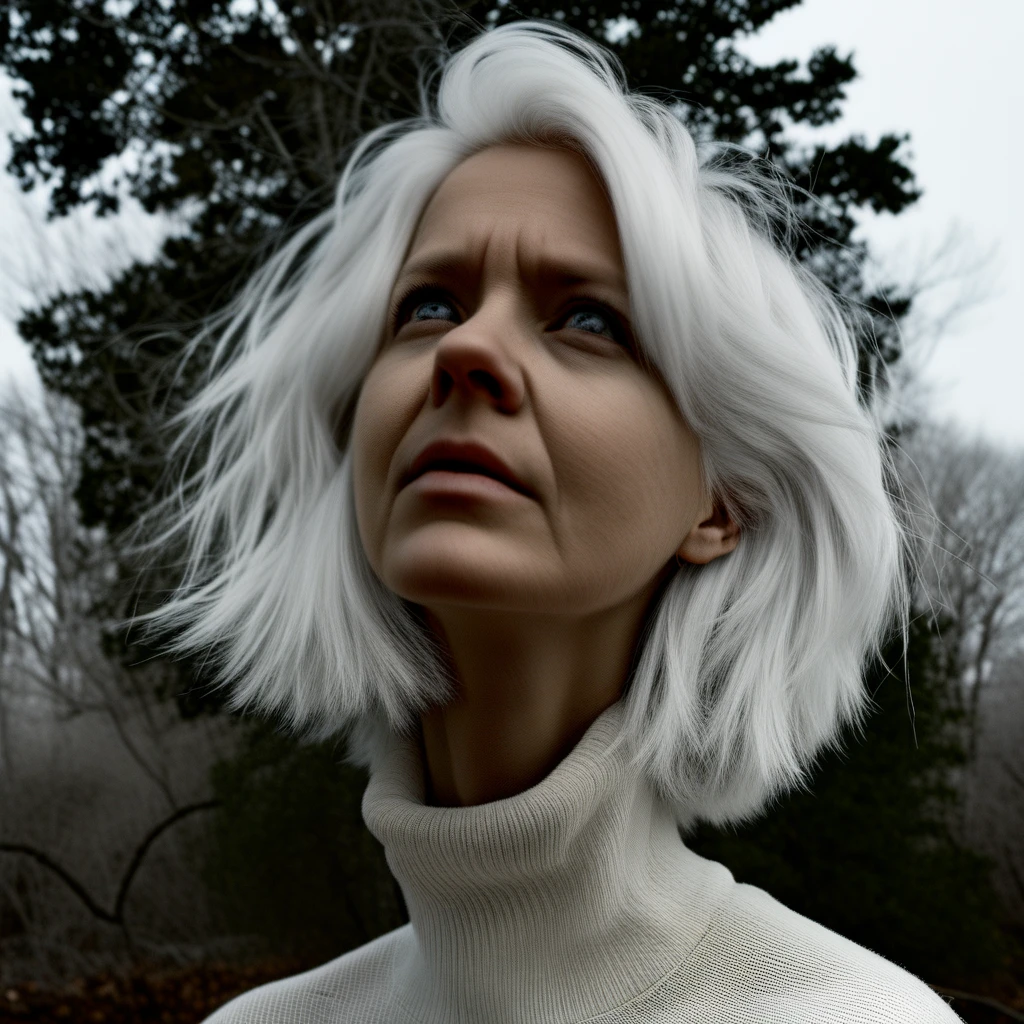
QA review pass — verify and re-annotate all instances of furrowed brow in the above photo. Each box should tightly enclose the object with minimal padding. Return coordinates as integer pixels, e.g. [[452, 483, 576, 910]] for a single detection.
[[394, 250, 627, 295]]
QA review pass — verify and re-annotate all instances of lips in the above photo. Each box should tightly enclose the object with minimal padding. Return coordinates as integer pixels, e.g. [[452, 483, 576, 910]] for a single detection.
[[401, 439, 532, 497]]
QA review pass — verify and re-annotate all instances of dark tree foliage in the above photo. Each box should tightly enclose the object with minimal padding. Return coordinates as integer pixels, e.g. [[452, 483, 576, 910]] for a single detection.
[[686, 612, 1013, 988], [2, 0, 918, 545], [201, 720, 408, 961], [3, 3, 1010, 985], [4, 0, 452, 541]]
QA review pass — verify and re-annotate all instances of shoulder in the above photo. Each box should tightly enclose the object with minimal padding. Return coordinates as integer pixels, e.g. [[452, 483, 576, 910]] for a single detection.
[[200, 924, 414, 1024], [682, 882, 963, 1023]]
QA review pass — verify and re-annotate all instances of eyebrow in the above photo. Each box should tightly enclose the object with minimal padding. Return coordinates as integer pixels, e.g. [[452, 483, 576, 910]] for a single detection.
[[393, 249, 628, 296]]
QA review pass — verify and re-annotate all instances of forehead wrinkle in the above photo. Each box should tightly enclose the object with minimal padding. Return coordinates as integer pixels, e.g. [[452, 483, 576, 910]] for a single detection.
[[394, 241, 628, 298], [398, 151, 628, 298]]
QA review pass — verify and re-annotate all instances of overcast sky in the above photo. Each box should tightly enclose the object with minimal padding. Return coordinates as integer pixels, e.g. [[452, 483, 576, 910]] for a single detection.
[[735, 0, 1022, 445], [1, 0, 1021, 444]]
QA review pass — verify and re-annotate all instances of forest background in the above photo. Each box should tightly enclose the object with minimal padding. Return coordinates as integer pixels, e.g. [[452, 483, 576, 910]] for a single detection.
[[0, 0, 1022, 1022]]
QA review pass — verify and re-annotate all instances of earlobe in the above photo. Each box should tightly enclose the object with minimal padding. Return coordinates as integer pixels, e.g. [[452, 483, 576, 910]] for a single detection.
[[677, 505, 741, 566]]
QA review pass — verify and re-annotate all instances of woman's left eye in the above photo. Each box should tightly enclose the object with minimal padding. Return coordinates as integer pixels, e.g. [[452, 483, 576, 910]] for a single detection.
[[562, 304, 621, 340]]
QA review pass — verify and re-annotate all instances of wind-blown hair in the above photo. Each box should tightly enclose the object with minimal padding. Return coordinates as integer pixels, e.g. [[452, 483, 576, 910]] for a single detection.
[[132, 18, 909, 829]]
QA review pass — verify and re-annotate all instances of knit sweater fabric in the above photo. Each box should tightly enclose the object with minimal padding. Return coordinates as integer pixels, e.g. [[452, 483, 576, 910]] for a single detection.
[[204, 699, 963, 1023]]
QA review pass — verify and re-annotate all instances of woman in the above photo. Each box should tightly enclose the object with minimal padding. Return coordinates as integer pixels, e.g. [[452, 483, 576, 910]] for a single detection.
[[139, 18, 962, 1023]]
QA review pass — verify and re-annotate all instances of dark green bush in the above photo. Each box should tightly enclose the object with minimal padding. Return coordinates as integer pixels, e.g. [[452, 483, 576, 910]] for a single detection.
[[201, 721, 406, 963], [686, 614, 1014, 988]]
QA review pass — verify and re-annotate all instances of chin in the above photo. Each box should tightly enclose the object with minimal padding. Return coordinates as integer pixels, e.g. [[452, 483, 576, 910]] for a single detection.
[[380, 541, 545, 611], [384, 562, 518, 609]]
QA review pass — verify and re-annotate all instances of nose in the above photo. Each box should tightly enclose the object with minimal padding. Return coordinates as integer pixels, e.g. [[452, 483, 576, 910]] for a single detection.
[[429, 317, 526, 414]]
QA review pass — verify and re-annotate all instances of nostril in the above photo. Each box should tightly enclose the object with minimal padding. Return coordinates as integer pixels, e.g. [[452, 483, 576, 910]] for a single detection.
[[430, 367, 454, 406], [430, 347, 523, 413], [468, 369, 503, 401]]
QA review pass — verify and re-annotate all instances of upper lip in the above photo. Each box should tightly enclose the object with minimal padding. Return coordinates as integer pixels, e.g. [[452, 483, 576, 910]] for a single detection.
[[401, 439, 532, 496]]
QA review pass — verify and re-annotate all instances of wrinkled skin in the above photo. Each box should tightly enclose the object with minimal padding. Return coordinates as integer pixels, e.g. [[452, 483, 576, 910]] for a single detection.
[[352, 143, 738, 806]]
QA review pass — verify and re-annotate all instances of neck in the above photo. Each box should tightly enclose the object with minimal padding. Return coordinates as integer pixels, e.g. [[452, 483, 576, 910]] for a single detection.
[[363, 697, 737, 1024], [418, 591, 657, 807]]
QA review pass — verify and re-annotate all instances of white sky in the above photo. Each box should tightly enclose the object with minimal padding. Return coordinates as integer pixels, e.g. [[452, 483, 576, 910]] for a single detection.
[[734, 0, 1023, 445], [0, 0, 1021, 444]]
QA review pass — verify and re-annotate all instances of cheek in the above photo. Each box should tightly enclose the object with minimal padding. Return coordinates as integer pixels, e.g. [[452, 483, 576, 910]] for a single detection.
[[556, 384, 702, 555], [351, 357, 423, 564]]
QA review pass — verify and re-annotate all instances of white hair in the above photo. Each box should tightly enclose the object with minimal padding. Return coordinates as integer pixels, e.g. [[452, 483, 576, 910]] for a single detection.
[[131, 18, 909, 829]]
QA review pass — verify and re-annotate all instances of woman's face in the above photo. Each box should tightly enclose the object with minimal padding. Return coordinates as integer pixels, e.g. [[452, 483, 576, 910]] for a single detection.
[[352, 143, 715, 617]]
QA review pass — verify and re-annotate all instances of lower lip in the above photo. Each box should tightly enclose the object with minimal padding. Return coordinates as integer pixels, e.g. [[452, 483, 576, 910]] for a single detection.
[[406, 470, 527, 499]]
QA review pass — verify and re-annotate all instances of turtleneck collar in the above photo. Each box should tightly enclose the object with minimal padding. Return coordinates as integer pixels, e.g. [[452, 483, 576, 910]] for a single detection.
[[361, 699, 735, 1024]]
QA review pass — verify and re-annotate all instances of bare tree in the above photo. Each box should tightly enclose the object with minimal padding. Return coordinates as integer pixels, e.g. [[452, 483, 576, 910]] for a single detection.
[[899, 419, 1024, 757], [0, 384, 234, 984], [867, 223, 1000, 434], [982, 652, 1024, 922], [0, 385, 177, 795], [897, 418, 1024, 927]]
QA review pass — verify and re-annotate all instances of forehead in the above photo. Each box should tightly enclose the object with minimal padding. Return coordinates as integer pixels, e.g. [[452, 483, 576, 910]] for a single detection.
[[428, 143, 609, 205], [403, 144, 626, 288]]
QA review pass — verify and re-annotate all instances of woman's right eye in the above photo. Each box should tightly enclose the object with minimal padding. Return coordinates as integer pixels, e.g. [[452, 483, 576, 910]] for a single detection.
[[391, 286, 457, 329]]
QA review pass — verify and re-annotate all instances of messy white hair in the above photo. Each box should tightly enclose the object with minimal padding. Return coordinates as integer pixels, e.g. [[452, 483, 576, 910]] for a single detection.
[[132, 18, 908, 829]]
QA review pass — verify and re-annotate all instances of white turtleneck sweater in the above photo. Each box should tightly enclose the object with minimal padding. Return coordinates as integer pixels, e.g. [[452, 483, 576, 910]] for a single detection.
[[204, 700, 963, 1023]]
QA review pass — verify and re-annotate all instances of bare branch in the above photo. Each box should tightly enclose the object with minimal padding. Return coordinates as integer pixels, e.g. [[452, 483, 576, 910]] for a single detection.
[[0, 800, 221, 928]]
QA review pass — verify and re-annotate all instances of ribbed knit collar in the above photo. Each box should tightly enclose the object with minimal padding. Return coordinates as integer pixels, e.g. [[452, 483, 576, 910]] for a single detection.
[[361, 699, 735, 1024]]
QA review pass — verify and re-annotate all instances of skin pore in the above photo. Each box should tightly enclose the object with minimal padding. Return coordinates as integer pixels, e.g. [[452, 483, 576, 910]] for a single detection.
[[351, 143, 739, 808]]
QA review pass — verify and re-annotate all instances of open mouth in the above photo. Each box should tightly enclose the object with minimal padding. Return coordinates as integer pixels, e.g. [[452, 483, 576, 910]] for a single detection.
[[402, 440, 532, 497]]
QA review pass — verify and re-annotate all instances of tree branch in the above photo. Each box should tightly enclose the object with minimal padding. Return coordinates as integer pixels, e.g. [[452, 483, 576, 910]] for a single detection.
[[0, 799, 221, 927]]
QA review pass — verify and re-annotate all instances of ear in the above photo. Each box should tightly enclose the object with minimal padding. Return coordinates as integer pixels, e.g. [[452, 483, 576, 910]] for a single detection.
[[677, 502, 740, 566]]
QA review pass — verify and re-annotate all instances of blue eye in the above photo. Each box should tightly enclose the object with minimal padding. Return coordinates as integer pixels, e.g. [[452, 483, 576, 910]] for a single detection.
[[389, 284, 630, 347], [390, 285, 455, 328], [410, 294, 456, 323], [563, 307, 616, 338]]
